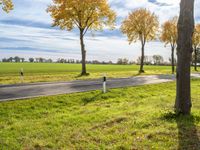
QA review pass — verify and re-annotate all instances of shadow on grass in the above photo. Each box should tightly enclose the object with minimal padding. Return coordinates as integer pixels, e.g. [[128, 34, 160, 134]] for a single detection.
[[162, 112, 200, 150], [76, 73, 90, 78], [82, 92, 102, 105], [131, 71, 144, 77]]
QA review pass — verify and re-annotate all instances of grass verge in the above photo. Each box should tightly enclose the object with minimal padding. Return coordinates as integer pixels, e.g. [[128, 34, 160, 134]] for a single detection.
[[0, 80, 200, 149]]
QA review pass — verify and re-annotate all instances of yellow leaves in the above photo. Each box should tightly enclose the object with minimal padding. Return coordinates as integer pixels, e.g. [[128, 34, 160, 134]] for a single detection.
[[160, 16, 178, 48], [121, 8, 159, 45], [47, 0, 116, 34], [193, 24, 200, 49], [0, 0, 13, 13]]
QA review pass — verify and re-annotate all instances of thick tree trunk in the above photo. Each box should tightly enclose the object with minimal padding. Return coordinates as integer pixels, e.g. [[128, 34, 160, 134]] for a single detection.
[[139, 44, 145, 73], [171, 47, 175, 74], [194, 47, 198, 71], [80, 29, 87, 76], [175, 0, 195, 115]]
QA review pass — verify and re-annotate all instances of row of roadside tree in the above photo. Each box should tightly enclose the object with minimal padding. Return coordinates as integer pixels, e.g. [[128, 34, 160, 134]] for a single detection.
[[0, 0, 197, 114]]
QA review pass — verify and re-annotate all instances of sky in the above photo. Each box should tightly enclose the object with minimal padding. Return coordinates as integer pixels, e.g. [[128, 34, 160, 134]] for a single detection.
[[0, 0, 200, 62]]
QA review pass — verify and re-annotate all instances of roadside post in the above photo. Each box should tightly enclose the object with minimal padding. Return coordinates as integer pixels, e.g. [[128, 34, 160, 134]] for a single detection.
[[20, 68, 24, 83], [103, 74, 107, 93]]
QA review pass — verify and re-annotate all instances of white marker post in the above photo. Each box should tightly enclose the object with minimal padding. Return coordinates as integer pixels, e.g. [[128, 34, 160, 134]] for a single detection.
[[20, 68, 24, 83], [103, 74, 107, 93]]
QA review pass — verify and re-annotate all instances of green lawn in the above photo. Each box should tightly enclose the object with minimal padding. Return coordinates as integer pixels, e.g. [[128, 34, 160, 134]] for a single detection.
[[0, 62, 192, 84], [0, 80, 200, 149]]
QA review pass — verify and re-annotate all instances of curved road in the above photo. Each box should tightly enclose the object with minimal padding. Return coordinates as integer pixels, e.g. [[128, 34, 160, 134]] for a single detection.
[[0, 74, 200, 102]]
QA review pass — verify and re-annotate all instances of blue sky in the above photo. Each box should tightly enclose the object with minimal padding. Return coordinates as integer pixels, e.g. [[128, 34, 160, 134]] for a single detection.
[[0, 0, 200, 62]]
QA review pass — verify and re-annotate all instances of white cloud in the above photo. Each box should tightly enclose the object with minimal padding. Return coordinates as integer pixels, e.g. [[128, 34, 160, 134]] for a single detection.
[[0, 0, 200, 62]]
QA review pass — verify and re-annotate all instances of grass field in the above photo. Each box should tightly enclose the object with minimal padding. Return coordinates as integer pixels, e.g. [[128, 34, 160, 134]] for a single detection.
[[1, 62, 198, 84], [0, 79, 200, 149]]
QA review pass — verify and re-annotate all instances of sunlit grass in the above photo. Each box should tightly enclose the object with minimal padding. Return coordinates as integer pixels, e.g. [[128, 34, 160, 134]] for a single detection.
[[0, 79, 200, 149], [1, 63, 198, 84]]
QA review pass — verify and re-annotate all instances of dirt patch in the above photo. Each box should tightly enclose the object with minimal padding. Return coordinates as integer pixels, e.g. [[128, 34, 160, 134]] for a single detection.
[[91, 116, 128, 130]]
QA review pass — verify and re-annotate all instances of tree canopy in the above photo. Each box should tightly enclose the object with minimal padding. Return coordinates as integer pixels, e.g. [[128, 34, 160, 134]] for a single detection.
[[0, 0, 13, 13], [47, 0, 116, 34], [121, 8, 159, 45], [160, 17, 178, 49], [193, 24, 200, 49]]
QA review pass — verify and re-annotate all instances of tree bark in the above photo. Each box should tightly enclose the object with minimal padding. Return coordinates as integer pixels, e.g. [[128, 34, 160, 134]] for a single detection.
[[175, 0, 195, 115], [171, 46, 175, 74], [139, 44, 145, 73], [80, 29, 87, 76], [194, 47, 198, 71]]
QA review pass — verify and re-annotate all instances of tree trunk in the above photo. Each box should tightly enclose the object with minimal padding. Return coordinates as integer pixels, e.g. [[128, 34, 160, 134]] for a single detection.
[[171, 46, 175, 74], [175, 0, 195, 115], [194, 47, 198, 71], [80, 29, 87, 76], [139, 44, 145, 73]]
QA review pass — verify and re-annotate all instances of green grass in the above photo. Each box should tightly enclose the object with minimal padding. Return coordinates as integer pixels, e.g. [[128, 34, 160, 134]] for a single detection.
[[0, 80, 200, 149], [1, 62, 197, 85]]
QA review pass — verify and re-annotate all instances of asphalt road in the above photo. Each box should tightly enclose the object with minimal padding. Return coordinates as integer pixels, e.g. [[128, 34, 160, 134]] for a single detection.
[[0, 74, 200, 102]]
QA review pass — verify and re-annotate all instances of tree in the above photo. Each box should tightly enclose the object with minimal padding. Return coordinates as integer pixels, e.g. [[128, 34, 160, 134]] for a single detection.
[[122, 58, 129, 65], [29, 58, 34, 63], [14, 56, 21, 62], [21, 58, 25, 62], [121, 8, 159, 73], [46, 59, 53, 63], [35, 58, 39, 63], [153, 55, 164, 65], [192, 24, 200, 71], [136, 56, 152, 65], [169, 57, 177, 66], [7, 57, 13, 62], [192, 48, 200, 65], [57, 58, 66, 63], [2, 58, 8, 62], [175, 0, 195, 115], [0, 0, 13, 13], [160, 17, 178, 74], [47, 0, 116, 75], [117, 58, 129, 65], [39, 58, 45, 63]]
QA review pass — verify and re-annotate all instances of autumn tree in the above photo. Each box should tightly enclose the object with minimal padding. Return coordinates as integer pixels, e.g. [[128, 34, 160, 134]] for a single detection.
[[47, 0, 116, 75], [0, 0, 13, 12], [160, 17, 178, 74], [175, 0, 195, 115], [121, 8, 159, 73], [192, 24, 200, 71], [192, 48, 200, 65]]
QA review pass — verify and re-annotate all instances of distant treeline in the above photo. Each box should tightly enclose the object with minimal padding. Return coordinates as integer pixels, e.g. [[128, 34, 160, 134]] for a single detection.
[[1, 55, 179, 66], [1, 56, 114, 64], [118, 55, 175, 66], [1, 57, 53, 63], [136, 55, 174, 66]]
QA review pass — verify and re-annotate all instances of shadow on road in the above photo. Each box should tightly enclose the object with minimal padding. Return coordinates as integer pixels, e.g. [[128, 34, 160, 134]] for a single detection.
[[162, 112, 200, 150], [156, 74, 176, 80]]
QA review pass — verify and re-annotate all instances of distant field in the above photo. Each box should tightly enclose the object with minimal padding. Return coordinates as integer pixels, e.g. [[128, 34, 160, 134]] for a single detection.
[[0, 63, 172, 74], [0, 63, 198, 84], [1, 79, 200, 149]]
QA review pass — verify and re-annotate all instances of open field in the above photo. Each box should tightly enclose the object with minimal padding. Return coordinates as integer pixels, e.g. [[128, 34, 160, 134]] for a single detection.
[[0, 63, 199, 84], [0, 79, 200, 149]]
